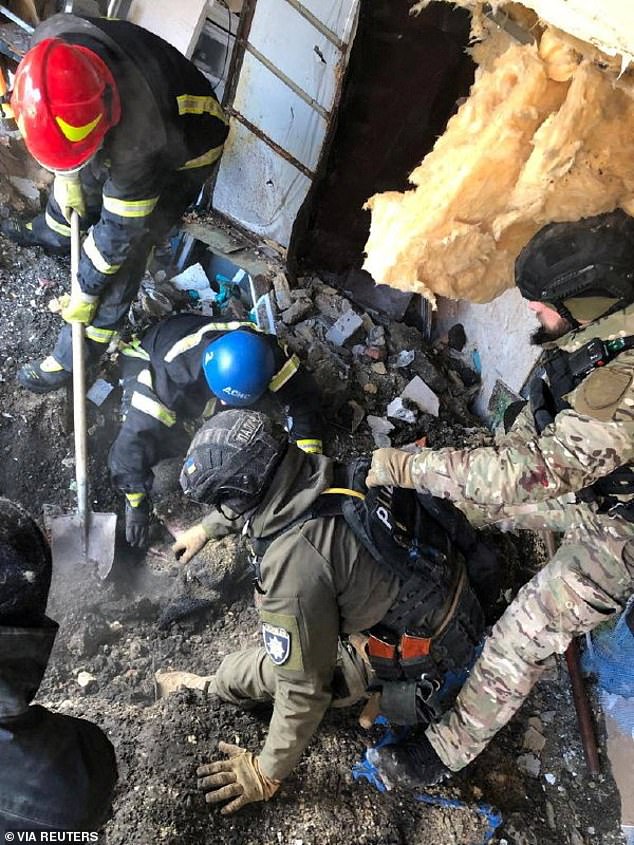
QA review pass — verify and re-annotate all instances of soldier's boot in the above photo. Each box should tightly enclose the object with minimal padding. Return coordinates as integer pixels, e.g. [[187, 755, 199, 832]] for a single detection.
[[0, 218, 69, 256], [367, 733, 450, 790], [17, 356, 72, 394]]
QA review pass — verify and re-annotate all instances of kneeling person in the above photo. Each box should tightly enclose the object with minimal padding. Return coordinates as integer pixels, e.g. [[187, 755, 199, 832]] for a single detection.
[[108, 313, 323, 548], [173, 410, 490, 813]]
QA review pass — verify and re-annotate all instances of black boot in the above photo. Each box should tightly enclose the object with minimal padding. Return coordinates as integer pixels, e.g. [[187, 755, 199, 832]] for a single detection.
[[17, 357, 72, 394], [367, 734, 450, 790], [0, 218, 69, 256]]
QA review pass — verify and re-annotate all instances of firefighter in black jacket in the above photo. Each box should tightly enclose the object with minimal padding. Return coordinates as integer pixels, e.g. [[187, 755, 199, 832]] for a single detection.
[[108, 313, 323, 547], [6, 14, 229, 393], [0, 498, 117, 833]]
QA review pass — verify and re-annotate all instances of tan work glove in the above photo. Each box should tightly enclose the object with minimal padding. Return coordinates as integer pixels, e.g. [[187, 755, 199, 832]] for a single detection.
[[172, 522, 209, 564], [366, 448, 415, 488], [53, 172, 86, 222], [197, 741, 281, 815]]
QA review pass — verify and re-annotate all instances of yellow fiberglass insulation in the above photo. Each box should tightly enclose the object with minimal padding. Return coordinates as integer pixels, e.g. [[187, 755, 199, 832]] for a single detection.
[[362, 28, 634, 305]]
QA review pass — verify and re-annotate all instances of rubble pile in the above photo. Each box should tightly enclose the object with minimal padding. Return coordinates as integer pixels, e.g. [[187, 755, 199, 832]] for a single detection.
[[270, 272, 487, 449]]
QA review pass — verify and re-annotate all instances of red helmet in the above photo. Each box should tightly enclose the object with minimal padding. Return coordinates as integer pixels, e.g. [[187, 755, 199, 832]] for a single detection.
[[11, 38, 121, 171]]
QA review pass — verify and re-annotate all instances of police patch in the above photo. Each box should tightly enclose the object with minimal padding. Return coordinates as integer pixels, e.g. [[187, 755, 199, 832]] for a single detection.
[[262, 622, 291, 666]]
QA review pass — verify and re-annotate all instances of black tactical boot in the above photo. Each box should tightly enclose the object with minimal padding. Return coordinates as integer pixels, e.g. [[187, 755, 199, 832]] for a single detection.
[[0, 218, 69, 256], [17, 357, 72, 394], [367, 734, 450, 790]]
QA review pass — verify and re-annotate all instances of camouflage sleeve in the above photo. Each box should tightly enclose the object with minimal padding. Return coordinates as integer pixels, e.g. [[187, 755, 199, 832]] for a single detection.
[[410, 409, 634, 506], [257, 529, 339, 780]]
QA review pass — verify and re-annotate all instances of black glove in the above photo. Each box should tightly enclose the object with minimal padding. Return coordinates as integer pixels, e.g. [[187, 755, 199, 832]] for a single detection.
[[367, 733, 450, 790], [125, 496, 151, 548]]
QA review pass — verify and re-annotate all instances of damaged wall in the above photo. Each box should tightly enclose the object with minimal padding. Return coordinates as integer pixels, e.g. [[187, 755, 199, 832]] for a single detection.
[[363, 21, 634, 305]]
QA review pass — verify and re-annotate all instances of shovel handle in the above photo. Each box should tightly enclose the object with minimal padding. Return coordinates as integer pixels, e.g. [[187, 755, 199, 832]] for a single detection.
[[70, 210, 89, 553]]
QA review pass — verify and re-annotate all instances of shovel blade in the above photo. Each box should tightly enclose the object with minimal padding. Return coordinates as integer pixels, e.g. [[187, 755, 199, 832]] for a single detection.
[[51, 512, 117, 579]]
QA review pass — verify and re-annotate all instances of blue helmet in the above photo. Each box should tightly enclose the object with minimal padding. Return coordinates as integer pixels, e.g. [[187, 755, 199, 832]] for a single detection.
[[202, 330, 276, 406]]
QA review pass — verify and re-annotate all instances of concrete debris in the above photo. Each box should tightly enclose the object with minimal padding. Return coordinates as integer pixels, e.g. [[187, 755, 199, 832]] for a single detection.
[[401, 376, 440, 417], [281, 295, 313, 326], [370, 362, 387, 375], [155, 670, 214, 698], [312, 284, 350, 321], [517, 752, 542, 778], [273, 273, 293, 311], [367, 415, 395, 447], [522, 725, 547, 753], [325, 309, 365, 347]]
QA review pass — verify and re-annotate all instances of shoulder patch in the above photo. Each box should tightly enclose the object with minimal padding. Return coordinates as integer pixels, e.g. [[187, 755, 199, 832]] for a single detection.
[[262, 622, 291, 666], [575, 367, 633, 421], [260, 609, 304, 671]]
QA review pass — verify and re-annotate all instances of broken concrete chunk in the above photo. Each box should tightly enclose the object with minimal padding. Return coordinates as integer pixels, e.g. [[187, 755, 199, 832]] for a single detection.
[[401, 376, 439, 417], [273, 273, 293, 311], [281, 297, 313, 325], [387, 398, 417, 424], [522, 725, 547, 753], [371, 362, 387, 375], [367, 415, 395, 435], [313, 286, 350, 321], [516, 752, 541, 778], [367, 415, 394, 447], [326, 310, 364, 346], [155, 670, 215, 698]]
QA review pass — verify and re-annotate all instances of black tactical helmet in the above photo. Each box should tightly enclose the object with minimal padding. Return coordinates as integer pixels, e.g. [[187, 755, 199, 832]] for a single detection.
[[180, 410, 288, 512], [515, 210, 634, 326], [0, 498, 51, 625]]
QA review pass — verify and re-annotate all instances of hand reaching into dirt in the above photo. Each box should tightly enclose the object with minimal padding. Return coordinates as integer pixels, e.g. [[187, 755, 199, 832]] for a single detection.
[[197, 741, 280, 814], [172, 523, 209, 564]]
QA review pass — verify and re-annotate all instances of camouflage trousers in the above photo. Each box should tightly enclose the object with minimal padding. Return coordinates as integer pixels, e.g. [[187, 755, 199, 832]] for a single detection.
[[427, 497, 634, 770]]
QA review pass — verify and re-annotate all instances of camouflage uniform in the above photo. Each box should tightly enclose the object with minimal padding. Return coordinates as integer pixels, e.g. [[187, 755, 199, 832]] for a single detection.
[[410, 304, 634, 770]]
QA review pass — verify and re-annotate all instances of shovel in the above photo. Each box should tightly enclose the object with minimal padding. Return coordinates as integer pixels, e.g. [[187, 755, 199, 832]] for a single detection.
[[50, 209, 117, 579]]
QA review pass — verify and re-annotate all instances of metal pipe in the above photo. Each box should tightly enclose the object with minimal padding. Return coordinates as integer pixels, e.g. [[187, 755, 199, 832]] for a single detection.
[[543, 531, 600, 775], [565, 638, 600, 775]]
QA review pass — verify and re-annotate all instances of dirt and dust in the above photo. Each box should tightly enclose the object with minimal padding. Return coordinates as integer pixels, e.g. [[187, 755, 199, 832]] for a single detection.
[[0, 231, 624, 845]]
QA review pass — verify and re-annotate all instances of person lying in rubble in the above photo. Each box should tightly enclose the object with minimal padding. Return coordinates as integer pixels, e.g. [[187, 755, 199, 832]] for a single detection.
[[364, 210, 634, 788], [168, 408, 497, 814], [108, 313, 323, 549], [0, 498, 117, 833], [4, 12, 229, 394]]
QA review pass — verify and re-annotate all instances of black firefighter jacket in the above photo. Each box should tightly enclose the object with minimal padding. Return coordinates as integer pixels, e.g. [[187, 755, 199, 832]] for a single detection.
[[108, 314, 324, 493], [0, 622, 117, 833], [32, 14, 229, 297]]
